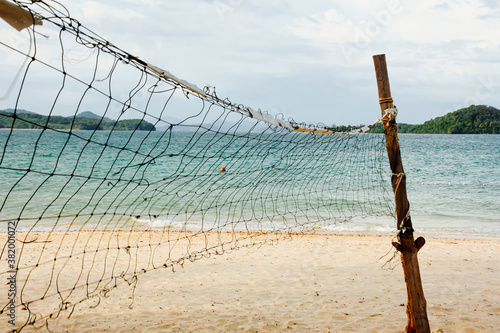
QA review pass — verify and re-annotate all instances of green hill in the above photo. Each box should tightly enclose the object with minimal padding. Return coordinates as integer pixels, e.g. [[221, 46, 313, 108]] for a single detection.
[[77, 111, 114, 122], [369, 105, 500, 134], [0, 110, 156, 131]]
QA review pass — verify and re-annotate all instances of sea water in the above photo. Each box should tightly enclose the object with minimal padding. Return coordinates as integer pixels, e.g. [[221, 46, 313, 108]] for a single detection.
[[329, 134, 500, 238], [0, 130, 498, 238], [401, 134, 500, 237]]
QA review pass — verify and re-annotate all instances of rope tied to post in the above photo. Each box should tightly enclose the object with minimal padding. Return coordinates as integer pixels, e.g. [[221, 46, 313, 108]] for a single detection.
[[378, 97, 393, 105], [392, 172, 412, 231]]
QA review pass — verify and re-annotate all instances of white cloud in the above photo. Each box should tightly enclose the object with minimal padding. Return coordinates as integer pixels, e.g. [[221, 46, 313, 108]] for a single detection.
[[395, 0, 500, 45], [1, 0, 499, 125], [79, 1, 143, 22], [290, 0, 500, 55]]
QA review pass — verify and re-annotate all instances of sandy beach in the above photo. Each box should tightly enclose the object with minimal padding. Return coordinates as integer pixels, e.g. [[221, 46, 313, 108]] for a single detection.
[[2, 231, 499, 333]]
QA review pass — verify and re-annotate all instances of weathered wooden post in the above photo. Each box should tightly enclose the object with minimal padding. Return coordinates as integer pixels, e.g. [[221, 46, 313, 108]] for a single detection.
[[373, 54, 430, 333]]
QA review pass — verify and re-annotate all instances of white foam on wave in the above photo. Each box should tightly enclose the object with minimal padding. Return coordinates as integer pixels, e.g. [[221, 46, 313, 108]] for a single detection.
[[132, 216, 208, 230], [7, 213, 500, 241], [133, 217, 174, 229]]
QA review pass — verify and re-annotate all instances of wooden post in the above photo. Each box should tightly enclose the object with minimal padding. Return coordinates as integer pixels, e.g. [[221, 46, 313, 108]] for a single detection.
[[373, 54, 430, 333]]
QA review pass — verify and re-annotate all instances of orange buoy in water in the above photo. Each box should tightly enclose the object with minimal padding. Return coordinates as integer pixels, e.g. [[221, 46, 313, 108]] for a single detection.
[[220, 167, 226, 172]]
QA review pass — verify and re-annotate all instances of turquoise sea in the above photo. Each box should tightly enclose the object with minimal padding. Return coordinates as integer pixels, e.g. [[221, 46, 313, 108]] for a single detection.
[[0, 130, 498, 239], [401, 134, 500, 237], [329, 134, 500, 238]]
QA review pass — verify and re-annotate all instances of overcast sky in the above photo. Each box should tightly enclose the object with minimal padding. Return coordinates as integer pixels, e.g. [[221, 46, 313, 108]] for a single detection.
[[2, 0, 500, 125]]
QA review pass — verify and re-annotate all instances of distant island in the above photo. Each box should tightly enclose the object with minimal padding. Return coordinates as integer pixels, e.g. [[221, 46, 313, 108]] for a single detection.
[[3, 105, 498, 134], [366, 105, 500, 134], [0, 109, 156, 131]]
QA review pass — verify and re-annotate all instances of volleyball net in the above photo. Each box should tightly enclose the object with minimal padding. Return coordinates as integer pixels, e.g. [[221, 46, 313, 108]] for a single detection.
[[0, 0, 394, 330]]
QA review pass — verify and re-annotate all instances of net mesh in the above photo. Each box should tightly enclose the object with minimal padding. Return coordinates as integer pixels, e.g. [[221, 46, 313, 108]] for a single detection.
[[0, 0, 394, 330]]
